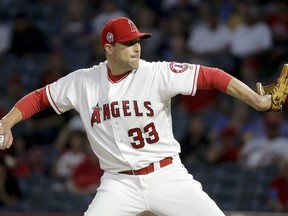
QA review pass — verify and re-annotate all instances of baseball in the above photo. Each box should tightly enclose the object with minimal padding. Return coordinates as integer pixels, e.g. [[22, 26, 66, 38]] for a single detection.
[[0, 135, 5, 149]]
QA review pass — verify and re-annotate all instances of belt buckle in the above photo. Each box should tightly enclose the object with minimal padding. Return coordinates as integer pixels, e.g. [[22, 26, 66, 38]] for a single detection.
[[153, 161, 161, 171]]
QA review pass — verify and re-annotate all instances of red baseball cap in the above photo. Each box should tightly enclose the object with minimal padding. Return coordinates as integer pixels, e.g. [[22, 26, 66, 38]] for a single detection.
[[101, 17, 151, 46]]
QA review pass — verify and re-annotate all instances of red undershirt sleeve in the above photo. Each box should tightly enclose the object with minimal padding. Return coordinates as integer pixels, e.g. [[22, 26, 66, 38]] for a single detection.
[[15, 86, 51, 120], [197, 65, 234, 93]]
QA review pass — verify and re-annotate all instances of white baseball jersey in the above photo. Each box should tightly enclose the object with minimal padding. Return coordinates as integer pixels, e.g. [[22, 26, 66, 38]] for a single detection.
[[46, 60, 199, 172]]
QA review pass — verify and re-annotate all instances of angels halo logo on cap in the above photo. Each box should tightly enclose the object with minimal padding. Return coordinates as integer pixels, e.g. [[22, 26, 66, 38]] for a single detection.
[[100, 17, 152, 47], [106, 32, 114, 43], [128, 19, 137, 32]]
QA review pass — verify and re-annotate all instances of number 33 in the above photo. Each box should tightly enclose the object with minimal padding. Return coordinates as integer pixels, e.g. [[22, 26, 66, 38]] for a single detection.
[[128, 122, 159, 149]]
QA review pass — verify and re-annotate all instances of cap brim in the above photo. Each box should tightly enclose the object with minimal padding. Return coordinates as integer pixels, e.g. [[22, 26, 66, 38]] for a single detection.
[[118, 32, 152, 43]]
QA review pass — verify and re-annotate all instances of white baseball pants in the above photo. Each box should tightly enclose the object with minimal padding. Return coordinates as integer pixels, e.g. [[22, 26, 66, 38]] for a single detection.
[[84, 156, 225, 216]]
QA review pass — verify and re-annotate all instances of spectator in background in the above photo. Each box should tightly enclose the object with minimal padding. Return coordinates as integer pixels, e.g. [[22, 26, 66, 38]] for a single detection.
[[244, 89, 288, 138], [206, 103, 262, 165], [0, 75, 30, 137], [180, 116, 210, 164], [213, 0, 235, 24], [161, 0, 198, 21], [170, 97, 191, 142], [230, 2, 272, 58], [133, 6, 164, 61], [230, 2, 273, 82], [208, 103, 257, 144], [0, 21, 12, 57], [0, 75, 24, 115], [264, 0, 288, 72], [160, 34, 190, 62], [7, 134, 47, 176], [39, 50, 68, 86], [176, 89, 219, 114], [0, 158, 21, 207], [9, 12, 50, 57], [239, 112, 288, 170], [54, 0, 92, 50], [90, 0, 127, 35], [187, 2, 232, 71], [161, 14, 189, 41], [6, 135, 32, 178], [87, 38, 107, 66], [54, 130, 87, 179], [206, 125, 242, 164], [268, 157, 288, 212], [226, 0, 244, 31], [29, 50, 70, 145], [66, 147, 103, 195], [53, 110, 85, 152]]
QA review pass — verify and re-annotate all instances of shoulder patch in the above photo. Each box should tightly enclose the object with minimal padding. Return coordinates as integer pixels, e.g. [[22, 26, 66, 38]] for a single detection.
[[169, 62, 188, 73]]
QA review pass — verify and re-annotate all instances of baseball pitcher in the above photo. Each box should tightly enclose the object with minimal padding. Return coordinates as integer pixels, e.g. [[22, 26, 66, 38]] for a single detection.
[[0, 17, 287, 216]]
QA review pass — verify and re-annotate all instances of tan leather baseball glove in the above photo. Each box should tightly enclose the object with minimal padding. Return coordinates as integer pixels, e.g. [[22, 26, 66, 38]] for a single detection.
[[256, 63, 288, 112]]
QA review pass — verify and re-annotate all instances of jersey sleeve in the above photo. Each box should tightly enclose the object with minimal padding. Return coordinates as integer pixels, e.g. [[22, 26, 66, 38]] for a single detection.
[[156, 61, 200, 100], [46, 70, 84, 114]]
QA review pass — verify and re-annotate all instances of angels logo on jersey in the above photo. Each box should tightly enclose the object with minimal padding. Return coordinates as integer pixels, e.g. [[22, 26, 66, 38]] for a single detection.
[[169, 62, 189, 73], [91, 104, 102, 126]]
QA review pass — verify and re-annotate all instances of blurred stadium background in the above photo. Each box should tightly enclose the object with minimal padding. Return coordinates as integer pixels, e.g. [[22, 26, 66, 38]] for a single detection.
[[0, 0, 288, 215]]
